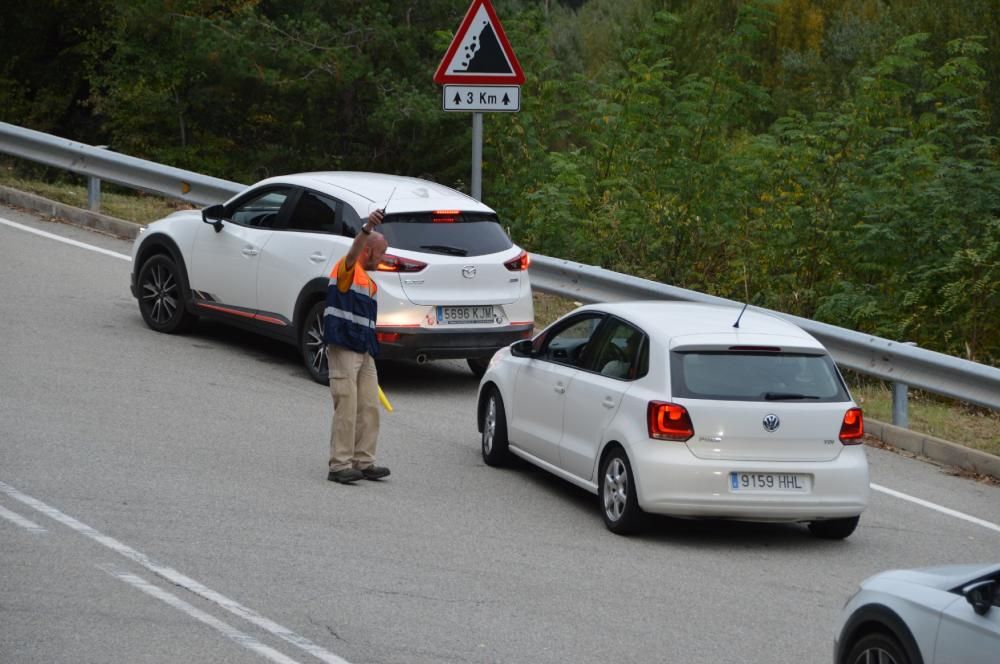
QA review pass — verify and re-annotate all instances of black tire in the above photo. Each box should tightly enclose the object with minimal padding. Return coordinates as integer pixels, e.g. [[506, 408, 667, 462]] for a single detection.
[[808, 515, 860, 540], [137, 254, 196, 333], [467, 356, 491, 378], [844, 631, 911, 664], [301, 300, 328, 384], [598, 447, 643, 535], [481, 388, 511, 466]]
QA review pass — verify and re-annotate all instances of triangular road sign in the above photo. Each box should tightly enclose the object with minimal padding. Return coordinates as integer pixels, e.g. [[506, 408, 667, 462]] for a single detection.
[[434, 0, 525, 85]]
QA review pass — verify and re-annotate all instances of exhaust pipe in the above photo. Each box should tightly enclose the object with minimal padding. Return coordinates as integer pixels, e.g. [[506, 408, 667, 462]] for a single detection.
[[415, 353, 428, 365]]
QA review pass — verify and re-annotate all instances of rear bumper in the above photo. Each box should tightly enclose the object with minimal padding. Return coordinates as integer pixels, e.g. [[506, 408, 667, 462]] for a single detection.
[[630, 443, 870, 521], [375, 324, 534, 361]]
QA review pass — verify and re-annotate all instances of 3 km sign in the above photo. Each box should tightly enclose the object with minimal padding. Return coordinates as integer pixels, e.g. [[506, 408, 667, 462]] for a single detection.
[[443, 85, 520, 112], [434, 0, 523, 113]]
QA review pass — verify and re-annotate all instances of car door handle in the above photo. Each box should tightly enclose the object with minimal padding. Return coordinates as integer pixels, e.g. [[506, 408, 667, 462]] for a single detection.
[[602, 397, 616, 409], [553, 384, 566, 394], [308, 252, 326, 263], [241, 247, 259, 257]]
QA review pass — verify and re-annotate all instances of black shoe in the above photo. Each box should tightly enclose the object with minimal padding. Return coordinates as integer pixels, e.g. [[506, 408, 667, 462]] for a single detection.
[[359, 465, 390, 481], [328, 468, 364, 484]]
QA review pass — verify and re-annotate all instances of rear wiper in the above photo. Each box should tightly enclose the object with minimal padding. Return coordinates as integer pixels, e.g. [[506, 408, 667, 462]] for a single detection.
[[764, 392, 820, 400], [419, 244, 468, 256]]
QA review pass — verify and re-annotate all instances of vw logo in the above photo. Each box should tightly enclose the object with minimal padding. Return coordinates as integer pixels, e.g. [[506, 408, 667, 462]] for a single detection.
[[762, 414, 780, 432], [461, 265, 477, 279]]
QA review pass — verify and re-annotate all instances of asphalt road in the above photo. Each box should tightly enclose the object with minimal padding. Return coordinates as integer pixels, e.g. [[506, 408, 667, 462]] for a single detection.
[[2, 205, 998, 664]]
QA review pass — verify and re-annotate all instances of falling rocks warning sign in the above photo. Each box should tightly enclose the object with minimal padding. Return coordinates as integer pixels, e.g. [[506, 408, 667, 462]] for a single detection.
[[433, 0, 525, 85]]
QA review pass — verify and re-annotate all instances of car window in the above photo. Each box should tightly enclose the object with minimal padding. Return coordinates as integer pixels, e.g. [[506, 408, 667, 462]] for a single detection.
[[228, 188, 292, 228], [587, 318, 647, 380], [671, 351, 849, 402], [340, 204, 362, 238], [285, 191, 339, 233], [538, 314, 604, 368], [379, 211, 512, 257]]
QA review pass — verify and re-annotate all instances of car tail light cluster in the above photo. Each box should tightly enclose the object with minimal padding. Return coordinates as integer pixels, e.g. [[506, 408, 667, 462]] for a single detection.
[[839, 407, 864, 444], [647, 401, 694, 442], [432, 210, 459, 223], [376, 254, 427, 273], [504, 250, 530, 271]]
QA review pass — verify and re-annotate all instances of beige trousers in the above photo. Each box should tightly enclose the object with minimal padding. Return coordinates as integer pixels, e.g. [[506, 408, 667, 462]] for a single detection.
[[327, 346, 380, 472]]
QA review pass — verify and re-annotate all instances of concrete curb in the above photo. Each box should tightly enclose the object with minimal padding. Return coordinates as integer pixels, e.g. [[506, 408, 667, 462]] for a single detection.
[[2, 185, 998, 481], [866, 418, 1000, 480], [0, 185, 142, 240]]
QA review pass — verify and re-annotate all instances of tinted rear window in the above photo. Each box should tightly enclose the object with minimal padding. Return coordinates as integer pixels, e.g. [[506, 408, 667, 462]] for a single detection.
[[380, 212, 513, 257], [671, 351, 849, 402]]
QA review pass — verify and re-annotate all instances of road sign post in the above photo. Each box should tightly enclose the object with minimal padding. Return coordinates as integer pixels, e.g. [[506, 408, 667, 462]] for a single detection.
[[434, 0, 524, 201], [471, 113, 483, 200]]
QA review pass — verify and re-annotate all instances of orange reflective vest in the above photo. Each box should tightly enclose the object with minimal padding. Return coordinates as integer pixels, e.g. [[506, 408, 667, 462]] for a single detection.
[[323, 259, 378, 356]]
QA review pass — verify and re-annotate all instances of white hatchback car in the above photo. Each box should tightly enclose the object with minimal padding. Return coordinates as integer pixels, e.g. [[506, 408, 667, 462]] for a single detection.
[[130, 172, 534, 381], [476, 301, 870, 536], [835, 563, 1000, 663]]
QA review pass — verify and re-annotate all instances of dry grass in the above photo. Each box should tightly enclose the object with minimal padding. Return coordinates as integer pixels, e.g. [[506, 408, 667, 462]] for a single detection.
[[0, 163, 189, 224], [850, 381, 1000, 457]]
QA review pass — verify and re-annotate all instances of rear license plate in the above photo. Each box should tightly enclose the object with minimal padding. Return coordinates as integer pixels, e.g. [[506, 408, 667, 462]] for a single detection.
[[729, 472, 810, 493], [437, 305, 495, 324]]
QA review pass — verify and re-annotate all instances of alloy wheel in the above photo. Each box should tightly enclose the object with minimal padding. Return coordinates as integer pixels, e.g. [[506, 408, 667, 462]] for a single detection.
[[141, 263, 178, 324], [305, 309, 326, 376], [483, 396, 497, 455], [853, 649, 899, 664], [603, 457, 628, 522]]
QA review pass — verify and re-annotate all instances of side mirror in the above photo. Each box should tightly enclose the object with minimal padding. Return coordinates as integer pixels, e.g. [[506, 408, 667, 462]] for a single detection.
[[510, 339, 535, 358], [202, 204, 227, 233], [963, 580, 996, 616]]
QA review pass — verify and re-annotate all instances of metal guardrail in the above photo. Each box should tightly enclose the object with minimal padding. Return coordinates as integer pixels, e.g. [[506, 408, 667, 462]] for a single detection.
[[3, 120, 999, 412], [0, 122, 242, 206]]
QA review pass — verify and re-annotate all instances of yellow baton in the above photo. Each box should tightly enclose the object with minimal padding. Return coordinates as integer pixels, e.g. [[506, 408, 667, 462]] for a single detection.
[[378, 385, 393, 412]]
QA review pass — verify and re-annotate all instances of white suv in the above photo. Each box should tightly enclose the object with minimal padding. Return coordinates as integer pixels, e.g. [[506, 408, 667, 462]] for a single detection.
[[130, 172, 534, 381]]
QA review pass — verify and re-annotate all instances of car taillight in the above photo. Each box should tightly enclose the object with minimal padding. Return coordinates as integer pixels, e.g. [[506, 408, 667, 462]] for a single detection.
[[504, 250, 530, 271], [647, 401, 694, 442], [433, 209, 459, 223], [376, 331, 400, 343], [839, 407, 864, 444], [376, 254, 427, 273]]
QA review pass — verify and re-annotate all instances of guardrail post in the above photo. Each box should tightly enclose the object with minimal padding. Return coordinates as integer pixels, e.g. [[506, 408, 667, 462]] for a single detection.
[[891, 342, 919, 428], [86, 145, 108, 211], [86, 175, 101, 211], [891, 381, 909, 428]]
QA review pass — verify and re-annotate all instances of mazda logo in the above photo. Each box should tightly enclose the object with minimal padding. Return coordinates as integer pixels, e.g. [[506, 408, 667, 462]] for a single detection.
[[462, 265, 477, 279], [762, 414, 780, 432]]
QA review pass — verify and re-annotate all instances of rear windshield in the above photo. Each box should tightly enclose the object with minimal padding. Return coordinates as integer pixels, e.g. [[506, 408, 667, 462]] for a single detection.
[[380, 212, 513, 257], [671, 351, 850, 402]]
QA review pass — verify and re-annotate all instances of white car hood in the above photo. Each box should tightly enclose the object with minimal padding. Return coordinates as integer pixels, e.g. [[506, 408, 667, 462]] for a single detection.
[[866, 563, 1000, 591]]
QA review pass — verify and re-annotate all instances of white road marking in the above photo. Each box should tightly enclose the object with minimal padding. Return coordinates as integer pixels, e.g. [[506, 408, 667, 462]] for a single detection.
[[0, 216, 132, 261], [100, 564, 304, 664], [0, 481, 351, 664], [0, 504, 47, 533], [871, 482, 1000, 534]]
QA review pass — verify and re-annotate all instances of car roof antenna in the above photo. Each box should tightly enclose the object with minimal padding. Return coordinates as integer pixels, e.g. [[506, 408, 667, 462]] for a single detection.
[[733, 264, 750, 328], [733, 302, 749, 328], [382, 186, 397, 214]]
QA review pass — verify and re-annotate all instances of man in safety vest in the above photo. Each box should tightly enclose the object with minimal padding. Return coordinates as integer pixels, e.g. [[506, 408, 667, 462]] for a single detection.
[[325, 209, 391, 484]]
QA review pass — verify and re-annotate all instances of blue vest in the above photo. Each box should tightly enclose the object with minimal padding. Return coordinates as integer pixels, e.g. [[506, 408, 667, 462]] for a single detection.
[[324, 259, 379, 356]]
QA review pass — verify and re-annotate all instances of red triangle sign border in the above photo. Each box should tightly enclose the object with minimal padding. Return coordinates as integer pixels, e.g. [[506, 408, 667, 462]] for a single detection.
[[433, 0, 525, 85]]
